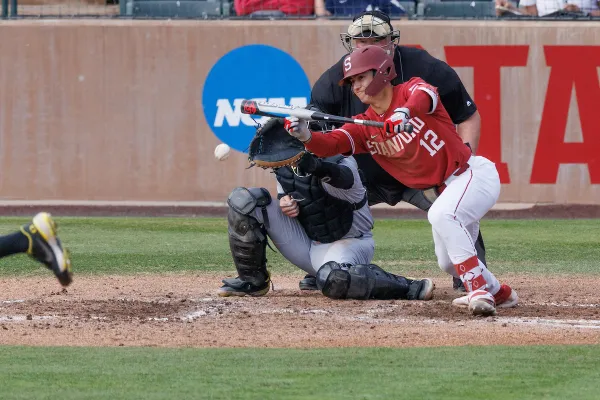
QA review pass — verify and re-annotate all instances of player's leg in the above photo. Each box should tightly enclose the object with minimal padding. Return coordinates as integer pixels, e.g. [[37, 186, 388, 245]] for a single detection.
[[0, 212, 72, 286], [451, 220, 518, 310], [432, 221, 510, 304], [402, 187, 466, 293], [260, 203, 313, 275], [358, 156, 481, 293], [300, 234, 376, 291], [314, 261, 434, 301], [0, 231, 29, 257], [431, 227, 456, 277], [219, 187, 313, 297], [219, 187, 273, 297], [309, 234, 375, 269], [427, 156, 510, 315], [302, 235, 374, 291], [310, 235, 434, 301]]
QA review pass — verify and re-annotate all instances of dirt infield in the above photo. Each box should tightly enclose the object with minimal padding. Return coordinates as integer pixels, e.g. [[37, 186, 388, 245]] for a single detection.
[[1, 273, 600, 348], [0, 204, 597, 348]]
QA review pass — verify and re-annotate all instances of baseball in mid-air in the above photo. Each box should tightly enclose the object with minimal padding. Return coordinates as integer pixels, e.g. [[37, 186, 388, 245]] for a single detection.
[[214, 143, 231, 161]]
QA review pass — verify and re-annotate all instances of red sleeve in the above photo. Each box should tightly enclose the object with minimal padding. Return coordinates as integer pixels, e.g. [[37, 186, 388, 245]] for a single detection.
[[400, 77, 440, 116], [305, 123, 367, 157]]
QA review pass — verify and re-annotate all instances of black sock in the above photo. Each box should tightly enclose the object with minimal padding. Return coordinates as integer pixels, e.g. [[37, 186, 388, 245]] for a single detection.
[[0, 231, 30, 257]]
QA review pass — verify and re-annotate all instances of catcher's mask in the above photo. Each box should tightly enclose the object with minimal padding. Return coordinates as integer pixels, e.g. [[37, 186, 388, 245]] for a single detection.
[[340, 10, 400, 54], [248, 118, 306, 170]]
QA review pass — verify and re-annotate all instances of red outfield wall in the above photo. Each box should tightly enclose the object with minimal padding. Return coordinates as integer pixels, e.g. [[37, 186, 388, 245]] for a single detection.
[[0, 20, 598, 204]]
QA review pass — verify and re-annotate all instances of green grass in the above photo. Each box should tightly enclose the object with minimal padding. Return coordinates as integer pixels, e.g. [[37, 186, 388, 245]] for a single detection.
[[0, 345, 599, 400], [0, 217, 597, 277]]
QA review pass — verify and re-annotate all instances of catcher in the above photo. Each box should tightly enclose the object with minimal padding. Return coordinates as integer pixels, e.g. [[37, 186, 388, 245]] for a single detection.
[[217, 117, 435, 301]]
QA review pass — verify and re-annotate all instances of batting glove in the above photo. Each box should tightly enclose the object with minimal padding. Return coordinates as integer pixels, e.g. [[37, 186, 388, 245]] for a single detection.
[[383, 107, 410, 135], [284, 116, 312, 143]]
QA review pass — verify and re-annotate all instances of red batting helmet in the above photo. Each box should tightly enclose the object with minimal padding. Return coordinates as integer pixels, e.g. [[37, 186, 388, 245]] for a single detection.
[[338, 45, 397, 96]]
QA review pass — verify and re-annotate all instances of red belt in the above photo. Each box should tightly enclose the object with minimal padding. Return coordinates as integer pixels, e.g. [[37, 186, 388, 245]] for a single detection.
[[437, 163, 470, 194]]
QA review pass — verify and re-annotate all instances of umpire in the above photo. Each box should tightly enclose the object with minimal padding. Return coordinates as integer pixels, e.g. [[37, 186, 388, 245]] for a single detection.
[[309, 10, 484, 292]]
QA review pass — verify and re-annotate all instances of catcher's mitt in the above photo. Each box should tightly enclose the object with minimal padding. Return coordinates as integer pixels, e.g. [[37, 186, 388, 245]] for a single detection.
[[248, 118, 306, 169]]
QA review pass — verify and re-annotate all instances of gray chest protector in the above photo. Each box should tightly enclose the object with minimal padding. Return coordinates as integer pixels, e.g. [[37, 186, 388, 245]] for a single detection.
[[226, 187, 272, 287]]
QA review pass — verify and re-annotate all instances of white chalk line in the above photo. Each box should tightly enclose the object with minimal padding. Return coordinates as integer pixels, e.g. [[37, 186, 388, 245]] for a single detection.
[[345, 315, 600, 330], [3, 311, 599, 331], [1, 299, 25, 304], [0, 315, 57, 322], [496, 317, 600, 330], [547, 303, 600, 308]]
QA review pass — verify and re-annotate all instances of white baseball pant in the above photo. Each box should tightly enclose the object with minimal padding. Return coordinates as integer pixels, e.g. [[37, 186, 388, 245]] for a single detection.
[[427, 155, 502, 295]]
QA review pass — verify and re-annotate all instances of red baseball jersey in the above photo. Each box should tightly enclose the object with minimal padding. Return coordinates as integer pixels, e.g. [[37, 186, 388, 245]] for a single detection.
[[305, 77, 472, 189]]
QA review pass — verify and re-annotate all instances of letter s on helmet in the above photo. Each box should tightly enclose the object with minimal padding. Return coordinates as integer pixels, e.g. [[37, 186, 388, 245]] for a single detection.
[[338, 45, 397, 96]]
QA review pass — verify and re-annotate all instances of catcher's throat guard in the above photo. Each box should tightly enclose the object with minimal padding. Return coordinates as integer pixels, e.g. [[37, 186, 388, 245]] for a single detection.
[[248, 117, 306, 169]]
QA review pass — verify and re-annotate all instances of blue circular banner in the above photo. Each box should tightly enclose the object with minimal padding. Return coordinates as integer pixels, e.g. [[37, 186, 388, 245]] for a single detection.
[[202, 45, 311, 153]]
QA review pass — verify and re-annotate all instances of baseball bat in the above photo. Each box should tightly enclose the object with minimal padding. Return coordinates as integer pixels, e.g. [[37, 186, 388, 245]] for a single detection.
[[241, 100, 413, 134]]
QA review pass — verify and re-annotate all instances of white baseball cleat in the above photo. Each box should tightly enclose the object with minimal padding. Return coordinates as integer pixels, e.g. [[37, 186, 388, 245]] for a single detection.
[[452, 295, 469, 307], [467, 290, 497, 316], [452, 284, 518, 309], [494, 284, 519, 309]]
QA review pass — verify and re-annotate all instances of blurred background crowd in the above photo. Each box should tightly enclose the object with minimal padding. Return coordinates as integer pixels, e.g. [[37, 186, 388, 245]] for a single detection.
[[3, 0, 599, 19]]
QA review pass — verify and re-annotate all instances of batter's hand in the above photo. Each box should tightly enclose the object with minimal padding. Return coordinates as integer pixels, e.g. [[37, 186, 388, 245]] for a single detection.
[[284, 117, 312, 143], [383, 107, 410, 136], [280, 195, 299, 218]]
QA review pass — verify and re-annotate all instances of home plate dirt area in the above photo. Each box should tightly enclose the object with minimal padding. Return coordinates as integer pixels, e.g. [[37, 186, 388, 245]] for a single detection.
[[1, 274, 599, 348]]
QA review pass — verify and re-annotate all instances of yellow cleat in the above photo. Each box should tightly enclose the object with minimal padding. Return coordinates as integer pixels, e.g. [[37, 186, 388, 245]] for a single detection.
[[20, 212, 72, 287]]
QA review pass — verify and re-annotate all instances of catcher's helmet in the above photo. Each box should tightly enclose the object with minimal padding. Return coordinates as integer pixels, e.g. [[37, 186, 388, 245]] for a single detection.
[[340, 10, 400, 53], [339, 45, 397, 96]]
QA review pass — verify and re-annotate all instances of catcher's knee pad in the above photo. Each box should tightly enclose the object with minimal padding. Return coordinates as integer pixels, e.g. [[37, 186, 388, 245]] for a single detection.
[[228, 187, 271, 218], [316, 261, 353, 300], [316, 262, 376, 300], [227, 187, 272, 286], [316, 262, 412, 300]]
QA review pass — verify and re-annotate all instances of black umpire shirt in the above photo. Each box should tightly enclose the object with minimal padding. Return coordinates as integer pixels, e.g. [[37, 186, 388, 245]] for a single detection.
[[309, 46, 477, 206]]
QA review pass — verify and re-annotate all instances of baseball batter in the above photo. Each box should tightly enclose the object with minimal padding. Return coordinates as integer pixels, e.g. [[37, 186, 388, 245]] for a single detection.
[[310, 10, 485, 293], [218, 118, 434, 301], [285, 46, 518, 316]]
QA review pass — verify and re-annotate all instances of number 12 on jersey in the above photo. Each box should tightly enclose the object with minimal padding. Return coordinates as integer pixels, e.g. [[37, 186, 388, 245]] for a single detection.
[[420, 130, 445, 156]]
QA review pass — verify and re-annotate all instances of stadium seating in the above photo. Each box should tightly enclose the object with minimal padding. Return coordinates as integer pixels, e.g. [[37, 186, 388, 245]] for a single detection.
[[121, 0, 497, 18], [418, 0, 496, 18], [123, 0, 223, 18], [399, 1, 418, 17]]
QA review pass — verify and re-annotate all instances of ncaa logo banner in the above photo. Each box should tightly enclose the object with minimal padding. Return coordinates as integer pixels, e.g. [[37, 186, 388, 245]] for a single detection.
[[202, 45, 311, 153]]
